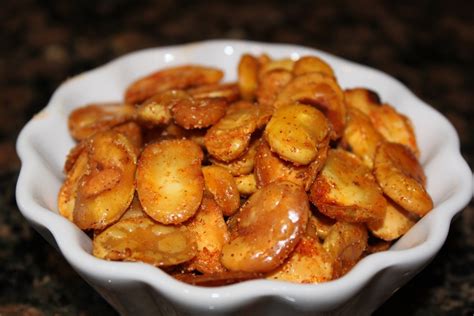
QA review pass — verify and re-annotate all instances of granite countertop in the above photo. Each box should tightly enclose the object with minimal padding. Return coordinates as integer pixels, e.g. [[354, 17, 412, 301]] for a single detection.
[[1, 0, 472, 315]]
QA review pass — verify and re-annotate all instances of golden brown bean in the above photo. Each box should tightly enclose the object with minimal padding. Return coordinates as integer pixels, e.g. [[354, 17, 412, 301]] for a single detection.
[[187, 83, 240, 102], [365, 239, 392, 255], [305, 211, 335, 241], [120, 194, 147, 220], [204, 101, 258, 162], [309, 149, 386, 223], [136, 139, 204, 224], [255, 140, 327, 191], [264, 103, 330, 165], [266, 236, 333, 284], [323, 222, 368, 278], [202, 166, 240, 216], [238, 54, 259, 101], [63, 141, 87, 173], [136, 90, 188, 127], [68, 103, 136, 141], [369, 104, 419, 157], [256, 70, 293, 127], [374, 142, 433, 217], [293, 56, 335, 77], [258, 58, 294, 79], [340, 107, 384, 168], [58, 150, 89, 221], [209, 137, 260, 176], [173, 271, 262, 287], [184, 196, 230, 274], [273, 73, 346, 140], [93, 217, 197, 267], [125, 65, 224, 105], [112, 121, 143, 156], [344, 88, 381, 115], [367, 199, 417, 241], [234, 173, 258, 196], [221, 181, 309, 273], [73, 131, 137, 230], [172, 97, 227, 129]]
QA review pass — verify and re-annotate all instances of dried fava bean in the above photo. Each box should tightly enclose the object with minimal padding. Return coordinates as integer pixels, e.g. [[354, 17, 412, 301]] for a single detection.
[[125, 65, 224, 105], [68, 103, 136, 141], [309, 149, 386, 223], [340, 107, 384, 168], [264, 103, 330, 165], [73, 131, 137, 230], [58, 150, 89, 221], [255, 140, 327, 191], [171, 97, 227, 129], [64, 141, 87, 173], [368, 199, 417, 241], [238, 54, 259, 101], [147, 122, 206, 147], [136, 139, 204, 224], [185, 196, 230, 274], [258, 58, 294, 79], [202, 166, 240, 216], [365, 239, 392, 255], [65, 121, 142, 173], [306, 212, 335, 241], [188, 83, 240, 102], [345, 89, 419, 156], [256, 70, 293, 127], [257, 53, 272, 65], [205, 101, 258, 162], [257, 70, 293, 108], [120, 194, 147, 220], [112, 121, 143, 156], [221, 181, 309, 273], [136, 90, 189, 127], [323, 222, 368, 278], [210, 137, 260, 176], [344, 88, 381, 115], [273, 73, 346, 140], [293, 56, 335, 77], [173, 271, 262, 287], [234, 173, 258, 196], [369, 104, 419, 157], [374, 142, 433, 217], [266, 236, 333, 284], [93, 217, 197, 267]]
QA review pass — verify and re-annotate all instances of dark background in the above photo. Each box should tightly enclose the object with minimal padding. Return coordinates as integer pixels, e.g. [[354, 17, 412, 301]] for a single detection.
[[1, 0, 472, 315]]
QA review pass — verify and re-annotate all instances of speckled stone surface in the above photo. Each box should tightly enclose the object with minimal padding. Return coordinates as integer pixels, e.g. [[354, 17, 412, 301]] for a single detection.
[[1, 0, 472, 315]]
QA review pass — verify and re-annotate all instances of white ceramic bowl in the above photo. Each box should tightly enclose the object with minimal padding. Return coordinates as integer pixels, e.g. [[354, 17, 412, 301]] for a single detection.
[[16, 40, 472, 316]]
